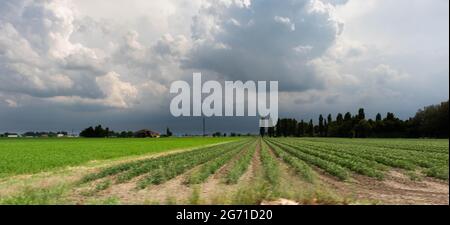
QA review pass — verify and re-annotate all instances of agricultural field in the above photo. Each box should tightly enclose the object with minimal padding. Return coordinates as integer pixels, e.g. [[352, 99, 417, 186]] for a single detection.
[[0, 137, 238, 177], [0, 137, 448, 205]]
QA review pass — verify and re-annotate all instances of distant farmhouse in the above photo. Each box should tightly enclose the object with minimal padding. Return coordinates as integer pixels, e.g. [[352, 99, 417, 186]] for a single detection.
[[134, 129, 160, 138], [6, 133, 19, 138], [56, 131, 68, 138]]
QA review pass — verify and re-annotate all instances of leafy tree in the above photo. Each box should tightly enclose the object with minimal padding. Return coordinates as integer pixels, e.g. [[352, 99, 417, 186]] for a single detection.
[[336, 113, 343, 124], [80, 126, 95, 137], [264, 100, 449, 139], [275, 119, 282, 137], [358, 108, 365, 120], [267, 127, 275, 137], [308, 119, 314, 137], [260, 127, 266, 137], [375, 113, 382, 122], [166, 127, 173, 137], [327, 114, 333, 124], [344, 112, 352, 121], [412, 100, 449, 138], [354, 120, 371, 138], [298, 120, 305, 137], [318, 115, 324, 137]]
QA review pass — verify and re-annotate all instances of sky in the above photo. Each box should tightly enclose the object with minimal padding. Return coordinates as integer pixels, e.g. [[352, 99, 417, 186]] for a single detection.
[[0, 0, 448, 134]]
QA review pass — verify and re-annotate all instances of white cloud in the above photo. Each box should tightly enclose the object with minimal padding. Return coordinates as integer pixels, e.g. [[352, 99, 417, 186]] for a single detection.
[[293, 45, 314, 54], [370, 64, 408, 84], [5, 99, 18, 108], [274, 16, 296, 31], [48, 72, 138, 109], [96, 72, 138, 108]]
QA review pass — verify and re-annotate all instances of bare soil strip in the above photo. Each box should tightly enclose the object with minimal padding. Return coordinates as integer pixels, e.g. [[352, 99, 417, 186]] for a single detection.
[[314, 168, 449, 205]]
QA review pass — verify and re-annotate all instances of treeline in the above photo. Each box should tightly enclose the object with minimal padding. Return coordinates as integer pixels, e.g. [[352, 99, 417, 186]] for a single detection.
[[22, 131, 68, 137], [79, 125, 168, 138], [80, 125, 134, 138], [0, 131, 70, 137], [263, 100, 449, 138]]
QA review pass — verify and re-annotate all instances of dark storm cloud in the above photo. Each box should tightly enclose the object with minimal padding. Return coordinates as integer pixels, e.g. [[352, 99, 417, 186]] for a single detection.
[[185, 0, 344, 92]]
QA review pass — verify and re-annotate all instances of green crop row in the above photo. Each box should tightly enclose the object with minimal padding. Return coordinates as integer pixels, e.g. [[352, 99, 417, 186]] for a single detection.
[[266, 139, 348, 180], [136, 139, 254, 189], [279, 138, 449, 180], [259, 140, 280, 186], [301, 138, 448, 154], [224, 140, 257, 184], [185, 141, 253, 184], [288, 139, 417, 170], [280, 139, 388, 171], [264, 140, 315, 183], [271, 139, 384, 179], [297, 138, 447, 168], [81, 139, 249, 183], [115, 140, 246, 184]]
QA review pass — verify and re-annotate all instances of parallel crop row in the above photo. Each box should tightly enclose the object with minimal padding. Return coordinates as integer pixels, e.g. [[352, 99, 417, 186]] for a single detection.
[[185, 141, 252, 184], [264, 140, 315, 183], [275, 139, 384, 179], [81, 139, 249, 184], [278, 138, 448, 180], [259, 140, 280, 186], [224, 140, 257, 184], [135, 140, 253, 188], [119, 142, 233, 185], [302, 138, 448, 154], [280, 139, 388, 170], [266, 139, 348, 180], [288, 139, 417, 170]]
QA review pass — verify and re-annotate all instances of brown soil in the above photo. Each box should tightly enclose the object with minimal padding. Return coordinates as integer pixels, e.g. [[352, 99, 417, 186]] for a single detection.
[[314, 168, 449, 205]]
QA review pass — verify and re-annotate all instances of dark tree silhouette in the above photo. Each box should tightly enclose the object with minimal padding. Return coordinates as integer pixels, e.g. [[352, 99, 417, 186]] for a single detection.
[[272, 100, 449, 138], [318, 115, 324, 137]]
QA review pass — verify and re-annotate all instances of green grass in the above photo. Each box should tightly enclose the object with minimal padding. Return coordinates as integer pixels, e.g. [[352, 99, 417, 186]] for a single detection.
[[0, 137, 241, 177], [0, 185, 68, 205]]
